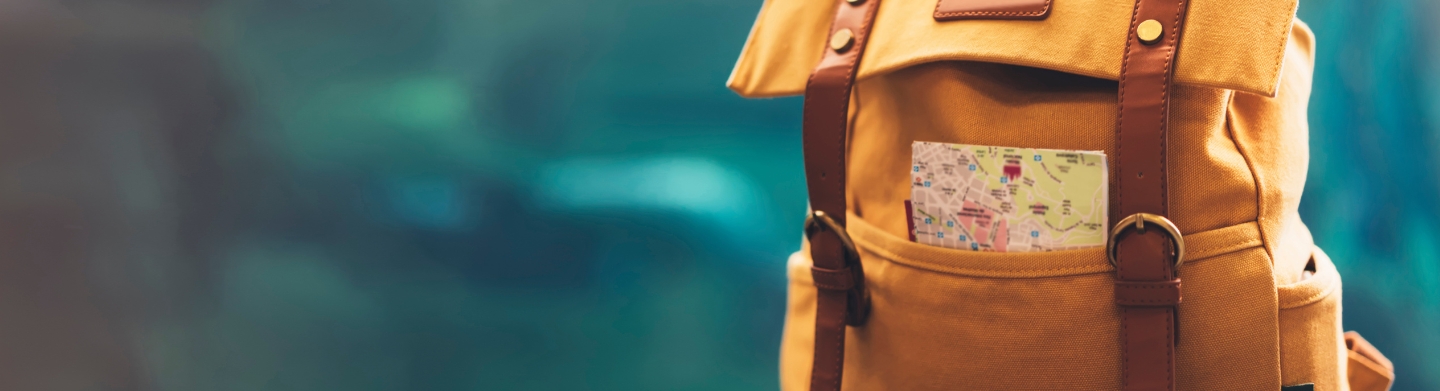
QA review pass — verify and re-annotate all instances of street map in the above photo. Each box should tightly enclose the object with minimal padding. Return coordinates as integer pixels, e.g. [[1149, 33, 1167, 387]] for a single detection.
[[909, 141, 1108, 252]]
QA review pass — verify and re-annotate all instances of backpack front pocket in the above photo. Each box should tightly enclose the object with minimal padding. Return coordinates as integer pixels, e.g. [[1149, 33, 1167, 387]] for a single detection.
[[780, 213, 1283, 391]]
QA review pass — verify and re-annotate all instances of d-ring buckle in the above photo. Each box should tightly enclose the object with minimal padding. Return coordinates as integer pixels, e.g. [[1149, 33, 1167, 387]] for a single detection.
[[804, 210, 869, 325], [1107, 213, 1185, 272]]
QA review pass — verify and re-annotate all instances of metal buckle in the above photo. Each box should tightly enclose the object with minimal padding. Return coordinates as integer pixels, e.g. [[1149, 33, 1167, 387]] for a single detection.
[[805, 210, 869, 325], [1107, 213, 1185, 272], [805, 210, 859, 263]]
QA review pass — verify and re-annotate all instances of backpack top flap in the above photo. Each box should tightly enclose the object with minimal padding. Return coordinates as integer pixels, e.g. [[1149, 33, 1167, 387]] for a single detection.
[[727, 0, 1298, 98]]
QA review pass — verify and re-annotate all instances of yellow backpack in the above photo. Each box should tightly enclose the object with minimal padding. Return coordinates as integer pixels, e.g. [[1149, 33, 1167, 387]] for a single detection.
[[727, 0, 1396, 390]]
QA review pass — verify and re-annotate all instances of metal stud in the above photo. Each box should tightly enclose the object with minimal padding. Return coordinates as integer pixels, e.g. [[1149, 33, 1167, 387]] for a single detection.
[[830, 28, 855, 52], [1137, 19, 1163, 45]]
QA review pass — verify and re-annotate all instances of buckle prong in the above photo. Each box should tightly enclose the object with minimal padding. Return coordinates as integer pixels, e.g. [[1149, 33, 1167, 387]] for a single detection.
[[1107, 213, 1185, 272]]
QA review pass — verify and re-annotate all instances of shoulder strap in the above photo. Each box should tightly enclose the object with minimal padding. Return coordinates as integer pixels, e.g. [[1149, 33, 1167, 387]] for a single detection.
[[1112, 0, 1191, 389], [800, 0, 882, 390]]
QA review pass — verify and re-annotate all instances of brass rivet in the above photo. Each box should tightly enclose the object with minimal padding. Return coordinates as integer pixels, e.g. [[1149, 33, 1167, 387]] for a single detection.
[[830, 28, 855, 52], [1137, 19, 1164, 44]]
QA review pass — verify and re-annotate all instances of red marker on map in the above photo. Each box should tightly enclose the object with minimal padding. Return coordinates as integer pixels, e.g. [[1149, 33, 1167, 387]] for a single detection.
[[1003, 164, 1022, 181]]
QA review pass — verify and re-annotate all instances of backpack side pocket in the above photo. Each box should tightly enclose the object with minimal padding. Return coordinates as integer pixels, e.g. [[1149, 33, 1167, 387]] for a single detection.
[[1276, 247, 1345, 391]]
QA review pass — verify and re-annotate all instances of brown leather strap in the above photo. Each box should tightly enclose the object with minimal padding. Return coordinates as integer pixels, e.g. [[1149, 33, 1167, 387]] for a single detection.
[[1114, 280, 1183, 306], [801, 0, 882, 390], [1114, 0, 1192, 389]]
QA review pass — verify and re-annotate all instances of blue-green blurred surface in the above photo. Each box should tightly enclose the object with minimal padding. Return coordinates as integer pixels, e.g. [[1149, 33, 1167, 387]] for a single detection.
[[0, 0, 1433, 389]]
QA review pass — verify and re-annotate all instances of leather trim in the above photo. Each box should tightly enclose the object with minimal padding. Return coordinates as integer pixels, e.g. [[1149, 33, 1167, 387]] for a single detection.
[[800, 0, 884, 390], [935, 0, 1051, 21], [1345, 331, 1396, 391], [1112, 0, 1192, 389], [1344, 332, 1395, 379]]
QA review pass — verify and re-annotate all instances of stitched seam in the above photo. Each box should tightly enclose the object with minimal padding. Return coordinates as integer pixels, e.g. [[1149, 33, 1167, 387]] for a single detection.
[[1159, 1, 1187, 219], [829, 307, 843, 391], [1264, 0, 1299, 94], [1186, 237, 1261, 257], [1118, 284, 1180, 290], [852, 236, 1115, 275], [1117, 1, 1139, 389], [1118, 299, 1181, 304], [1117, 284, 1181, 305], [896, 262, 1110, 275], [803, 72, 819, 212], [843, 221, 1263, 279], [934, 0, 1050, 17], [1116, 0, 1139, 234], [1161, 3, 1185, 388], [802, 35, 834, 391], [938, 11, 1045, 16], [829, 2, 880, 389], [801, 5, 828, 390], [847, 60, 864, 219], [1122, 308, 1131, 389], [1166, 308, 1174, 387], [840, 1, 881, 221], [1219, 91, 1280, 267], [1277, 284, 1338, 309], [1277, 274, 1341, 309]]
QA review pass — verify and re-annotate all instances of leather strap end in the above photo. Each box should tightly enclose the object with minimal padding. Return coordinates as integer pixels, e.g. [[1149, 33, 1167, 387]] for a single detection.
[[812, 266, 857, 291], [1115, 279, 1182, 307]]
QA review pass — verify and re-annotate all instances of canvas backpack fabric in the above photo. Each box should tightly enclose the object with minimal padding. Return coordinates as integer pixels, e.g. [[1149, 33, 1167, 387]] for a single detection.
[[727, 0, 1397, 390]]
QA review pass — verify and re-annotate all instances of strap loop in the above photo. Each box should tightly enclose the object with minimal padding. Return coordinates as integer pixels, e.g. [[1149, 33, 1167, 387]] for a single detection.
[[805, 210, 871, 326], [811, 266, 856, 291], [1115, 279, 1183, 306]]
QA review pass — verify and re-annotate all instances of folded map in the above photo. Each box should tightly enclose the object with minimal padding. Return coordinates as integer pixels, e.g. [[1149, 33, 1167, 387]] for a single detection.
[[909, 141, 1108, 252]]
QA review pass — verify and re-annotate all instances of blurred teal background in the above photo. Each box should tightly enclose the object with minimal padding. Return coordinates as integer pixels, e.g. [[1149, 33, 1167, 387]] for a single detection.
[[0, 0, 1432, 390]]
